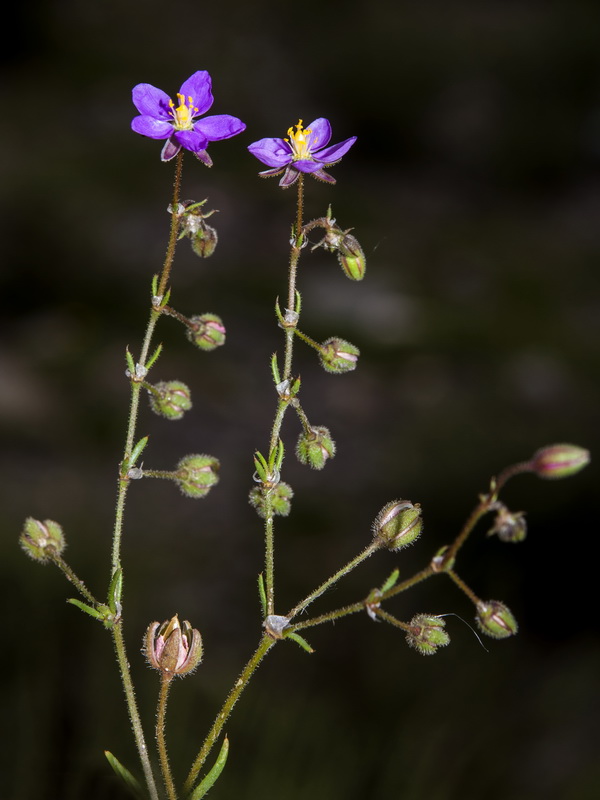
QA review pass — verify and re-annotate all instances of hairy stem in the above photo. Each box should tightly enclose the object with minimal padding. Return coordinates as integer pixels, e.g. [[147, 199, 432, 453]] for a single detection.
[[157, 675, 177, 800]]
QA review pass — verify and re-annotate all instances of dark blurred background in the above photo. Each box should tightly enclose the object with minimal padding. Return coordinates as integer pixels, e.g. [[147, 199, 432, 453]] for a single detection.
[[1, 1, 599, 798]]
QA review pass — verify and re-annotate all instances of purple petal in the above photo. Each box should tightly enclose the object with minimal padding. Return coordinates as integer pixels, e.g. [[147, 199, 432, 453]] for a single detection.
[[161, 138, 182, 162], [195, 114, 246, 141], [174, 129, 209, 153], [292, 159, 327, 174], [248, 137, 293, 168], [179, 71, 213, 115], [314, 136, 357, 165], [305, 118, 332, 151], [131, 115, 173, 140], [132, 83, 172, 119]]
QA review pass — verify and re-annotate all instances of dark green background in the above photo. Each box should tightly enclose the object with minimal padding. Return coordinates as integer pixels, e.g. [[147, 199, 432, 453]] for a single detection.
[[1, 1, 599, 798]]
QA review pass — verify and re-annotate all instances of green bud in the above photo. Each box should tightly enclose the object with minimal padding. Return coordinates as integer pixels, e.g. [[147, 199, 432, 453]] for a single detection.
[[488, 506, 527, 543], [191, 224, 218, 258], [406, 614, 450, 655], [187, 313, 226, 351], [529, 444, 590, 480], [319, 337, 359, 374], [476, 600, 518, 639], [249, 482, 294, 518], [149, 380, 192, 420], [20, 518, 66, 563], [144, 615, 203, 676], [296, 426, 336, 470], [176, 454, 220, 498], [373, 500, 423, 551], [337, 233, 366, 280]]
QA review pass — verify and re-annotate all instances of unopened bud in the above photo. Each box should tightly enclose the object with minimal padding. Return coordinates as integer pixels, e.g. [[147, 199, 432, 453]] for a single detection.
[[529, 444, 590, 480], [176, 454, 220, 498], [249, 482, 294, 518], [319, 337, 359, 374], [373, 500, 423, 551], [149, 380, 192, 420], [296, 426, 336, 470], [191, 224, 218, 258], [144, 615, 203, 676], [406, 614, 450, 655], [20, 518, 66, 563], [476, 600, 518, 639], [187, 313, 226, 351], [337, 233, 366, 281], [488, 506, 527, 543]]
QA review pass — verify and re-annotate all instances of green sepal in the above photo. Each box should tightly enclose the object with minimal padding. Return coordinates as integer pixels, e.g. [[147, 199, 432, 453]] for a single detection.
[[151, 274, 159, 297], [380, 568, 400, 594], [67, 598, 106, 621], [129, 436, 149, 469], [107, 568, 123, 615], [294, 289, 302, 315], [271, 353, 281, 386], [284, 631, 315, 654], [258, 573, 267, 617], [162, 287, 171, 307], [253, 451, 269, 483], [146, 343, 163, 371], [104, 750, 145, 800], [189, 735, 230, 800], [269, 439, 285, 473], [125, 348, 136, 376], [274, 297, 285, 327]]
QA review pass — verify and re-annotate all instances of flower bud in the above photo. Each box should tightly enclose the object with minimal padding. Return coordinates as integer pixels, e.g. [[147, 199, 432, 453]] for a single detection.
[[149, 380, 192, 420], [406, 614, 450, 655], [476, 600, 518, 639], [296, 426, 336, 470], [529, 444, 590, 480], [176, 454, 220, 498], [249, 482, 294, 518], [372, 500, 423, 551], [144, 615, 203, 676], [488, 506, 527, 543], [319, 337, 359, 374], [20, 518, 66, 563], [186, 313, 226, 351], [337, 233, 366, 281], [191, 224, 218, 258]]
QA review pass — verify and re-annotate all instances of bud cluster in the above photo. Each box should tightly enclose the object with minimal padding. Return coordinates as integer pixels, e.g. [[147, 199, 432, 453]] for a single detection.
[[249, 481, 294, 519], [186, 313, 226, 351], [319, 337, 359, 374], [372, 500, 423, 551], [406, 614, 450, 655], [475, 600, 518, 639], [148, 380, 192, 420], [20, 518, 66, 563], [175, 454, 220, 498], [296, 426, 336, 470]]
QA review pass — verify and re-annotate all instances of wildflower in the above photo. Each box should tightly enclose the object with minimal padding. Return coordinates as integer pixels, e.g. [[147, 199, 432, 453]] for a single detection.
[[131, 70, 246, 164], [248, 118, 356, 187]]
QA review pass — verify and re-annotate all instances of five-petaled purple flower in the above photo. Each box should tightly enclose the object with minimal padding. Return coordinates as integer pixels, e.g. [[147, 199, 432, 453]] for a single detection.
[[131, 70, 246, 164], [248, 119, 357, 187]]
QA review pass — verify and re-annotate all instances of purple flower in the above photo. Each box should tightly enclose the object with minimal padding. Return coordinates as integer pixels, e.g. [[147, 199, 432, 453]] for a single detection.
[[248, 118, 356, 187], [131, 70, 246, 164]]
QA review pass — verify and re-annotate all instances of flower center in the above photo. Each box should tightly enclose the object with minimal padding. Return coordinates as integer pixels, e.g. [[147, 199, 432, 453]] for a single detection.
[[286, 119, 312, 160], [169, 93, 199, 130]]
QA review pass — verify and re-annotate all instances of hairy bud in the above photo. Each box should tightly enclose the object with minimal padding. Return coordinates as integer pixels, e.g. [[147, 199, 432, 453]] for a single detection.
[[373, 500, 423, 551], [476, 600, 518, 639], [319, 337, 359, 374], [175, 454, 220, 498], [186, 313, 226, 351], [20, 518, 66, 563], [249, 482, 294, 518], [406, 614, 450, 655], [337, 233, 366, 281], [296, 426, 336, 470], [144, 615, 203, 676], [149, 380, 192, 420], [529, 444, 590, 480], [488, 506, 527, 543]]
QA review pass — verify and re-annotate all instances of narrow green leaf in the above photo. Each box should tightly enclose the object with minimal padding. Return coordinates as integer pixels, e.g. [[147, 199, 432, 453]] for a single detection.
[[271, 352, 281, 386], [125, 348, 136, 375], [294, 289, 302, 315], [274, 297, 285, 326], [151, 274, 159, 297], [380, 568, 400, 594], [190, 736, 230, 800], [129, 436, 149, 468], [146, 342, 163, 371], [67, 598, 104, 621], [107, 569, 123, 615], [104, 750, 145, 799], [258, 573, 267, 617], [284, 632, 315, 654]]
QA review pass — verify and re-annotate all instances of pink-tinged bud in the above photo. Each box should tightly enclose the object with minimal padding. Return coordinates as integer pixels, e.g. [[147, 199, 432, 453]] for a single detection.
[[529, 444, 590, 480], [176, 454, 220, 498], [406, 614, 450, 655], [144, 615, 203, 676], [488, 506, 527, 543], [249, 481, 294, 518], [296, 426, 336, 470], [319, 337, 360, 374], [149, 380, 192, 420], [337, 233, 366, 281], [372, 500, 423, 551], [476, 600, 518, 639], [187, 313, 226, 351], [20, 518, 66, 563]]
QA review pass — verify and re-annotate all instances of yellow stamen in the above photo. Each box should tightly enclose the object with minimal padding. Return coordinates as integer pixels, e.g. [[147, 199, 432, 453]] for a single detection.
[[168, 92, 199, 130], [285, 119, 313, 160]]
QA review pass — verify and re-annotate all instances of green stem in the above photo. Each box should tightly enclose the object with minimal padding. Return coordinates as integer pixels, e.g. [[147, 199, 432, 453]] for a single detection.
[[157, 675, 177, 800], [445, 569, 481, 605], [48, 552, 99, 607], [158, 151, 185, 298], [112, 623, 160, 800], [183, 635, 275, 797], [381, 565, 435, 602], [289, 601, 364, 631]]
